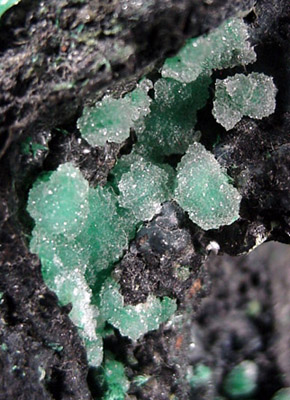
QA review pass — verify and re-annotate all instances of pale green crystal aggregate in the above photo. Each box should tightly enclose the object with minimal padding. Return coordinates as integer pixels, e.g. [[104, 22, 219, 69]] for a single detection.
[[77, 79, 152, 147], [135, 75, 211, 160], [174, 143, 241, 230], [27, 17, 275, 389], [100, 278, 177, 341], [161, 18, 256, 83], [213, 73, 277, 130], [27, 163, 89, 237], [28, 161, 177, 367], [118, 157, 170, 221]]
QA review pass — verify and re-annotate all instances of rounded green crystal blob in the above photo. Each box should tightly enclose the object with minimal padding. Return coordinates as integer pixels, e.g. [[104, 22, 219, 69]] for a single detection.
[[213, 73, 277, 130], [174, 143, 241, 230], [27, 162, 89, 237], [99, 278, 177, 341], [223, 361, 258, 398], [118, 157, 170, 221], [77, 79, 152, 147]]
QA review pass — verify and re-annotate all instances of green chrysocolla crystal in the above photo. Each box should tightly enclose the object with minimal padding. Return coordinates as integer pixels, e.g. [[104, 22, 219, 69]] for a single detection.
[[213, 73, 277, 130], [77, 79, 152, 147], [174, 143, 241, 230], [161, 18, 256, 83], [223, 361, 258, 398], [135, 74, 211, 160], [99, 278, 177, 341]]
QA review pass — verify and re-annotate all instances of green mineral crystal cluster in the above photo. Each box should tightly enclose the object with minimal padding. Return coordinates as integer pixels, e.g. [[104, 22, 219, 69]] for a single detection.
[[27, 16, 278, 399], [213, 73, 278, 130]]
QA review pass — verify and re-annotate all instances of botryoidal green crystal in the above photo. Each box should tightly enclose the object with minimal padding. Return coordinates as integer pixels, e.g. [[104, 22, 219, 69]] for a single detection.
[[77, 79, 152, 147], [100, 278, 177, 341], [213, 73, 277, 130], [161, 18, 256, 83], [174, 143, 241, 230]]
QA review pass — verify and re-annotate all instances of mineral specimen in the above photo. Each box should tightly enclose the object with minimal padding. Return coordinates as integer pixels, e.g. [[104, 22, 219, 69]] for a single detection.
[[223, 361, 258, 398], [135, 74, 211, 160], [118, 156, 170, 221], [161, 18, 256, 83], [213, 73, 277, 130], [174, 143, 241, 230], [27, 163, 89, 237], [99, 278, 177, 341], [77, 79, 152, 147]]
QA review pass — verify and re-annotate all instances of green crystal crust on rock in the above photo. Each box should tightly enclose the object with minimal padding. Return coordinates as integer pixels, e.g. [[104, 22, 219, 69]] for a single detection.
[[213, 73, 277, 130], [77, 79, 152, 147], [100, 278, 177, 341], [27, 163, 89, 237], [174, 143, 241, 230], [135, 75, 211, 160], [118, 156, 170, 221], [223, 361, 258, 398], [78, 186, 134, 279], [161, 18, 256, 83]]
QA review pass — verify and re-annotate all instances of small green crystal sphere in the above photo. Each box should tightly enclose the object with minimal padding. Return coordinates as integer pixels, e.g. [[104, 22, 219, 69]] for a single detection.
[[223, 361, 258, 398]]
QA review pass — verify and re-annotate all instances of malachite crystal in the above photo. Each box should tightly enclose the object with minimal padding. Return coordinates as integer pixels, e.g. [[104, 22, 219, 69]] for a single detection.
[[161, 18, 256, 83], [77, 79, 152, 147], [99, 278, 177, 341], [223, 361, 258, 398], [174, 143, 241, 230], [213, 72, 277, 130]]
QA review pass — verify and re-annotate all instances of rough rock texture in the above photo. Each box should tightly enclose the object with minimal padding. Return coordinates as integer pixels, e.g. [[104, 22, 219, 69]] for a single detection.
[[0, 0, 289, 399]]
